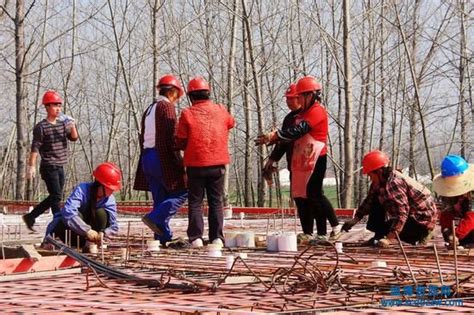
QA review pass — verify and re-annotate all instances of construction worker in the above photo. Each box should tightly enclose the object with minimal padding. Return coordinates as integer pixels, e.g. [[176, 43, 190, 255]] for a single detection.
[[45, 162, 121, 250], [256, 76, 341, 240], [262, 83, 301, 185], [23, 90, 78, 231], [133, 74, 188, 246], [176, 77, 235, 248], [342, 150, 438, 247], [433, 155, 474, 248]]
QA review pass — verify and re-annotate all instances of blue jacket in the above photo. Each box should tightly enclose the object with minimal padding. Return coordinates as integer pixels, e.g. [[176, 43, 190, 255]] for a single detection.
[[45, 182, 119, 237]]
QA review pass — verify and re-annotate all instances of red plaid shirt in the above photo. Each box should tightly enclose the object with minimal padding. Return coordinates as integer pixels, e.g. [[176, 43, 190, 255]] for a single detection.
[[439, 193, 474, 240], [355, 170, 438, 240], [133, 98, 186, 193]]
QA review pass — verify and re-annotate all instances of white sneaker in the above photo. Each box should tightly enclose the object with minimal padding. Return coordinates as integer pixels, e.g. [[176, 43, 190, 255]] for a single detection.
[[330, 224, 342, 240], [191, 238, 203, 248], [211, 238, 224, 247]]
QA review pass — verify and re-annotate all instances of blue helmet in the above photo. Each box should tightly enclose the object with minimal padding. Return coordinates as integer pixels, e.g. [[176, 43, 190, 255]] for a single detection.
[[441, 155, 469, 177]]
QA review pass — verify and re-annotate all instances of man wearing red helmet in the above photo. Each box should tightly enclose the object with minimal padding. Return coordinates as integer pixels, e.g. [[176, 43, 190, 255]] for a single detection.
[[256, 76, 341, 240], [342, 150, 438, 247], [262, 83, 301, 186], [134, 74, 188, 246], [176, 77, 235, 248], [23, 90, 78, 231], [45, 162, 122, 250]]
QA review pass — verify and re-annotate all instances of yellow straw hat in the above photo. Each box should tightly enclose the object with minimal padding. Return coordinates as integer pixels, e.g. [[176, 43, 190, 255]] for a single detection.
[[433, 164, 474, 197]]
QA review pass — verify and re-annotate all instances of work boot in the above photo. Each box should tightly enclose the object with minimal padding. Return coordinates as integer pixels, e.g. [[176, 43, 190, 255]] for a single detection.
[[141, 215, 163, 235], [22, 213, 36, 232], [330, 224, 342, 240], [191, 238, 204, 248]]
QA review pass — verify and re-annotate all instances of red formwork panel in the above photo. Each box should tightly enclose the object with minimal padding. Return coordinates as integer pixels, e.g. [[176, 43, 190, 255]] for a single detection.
[[0, 199, 356, 217], [0, 255, 78, 274]]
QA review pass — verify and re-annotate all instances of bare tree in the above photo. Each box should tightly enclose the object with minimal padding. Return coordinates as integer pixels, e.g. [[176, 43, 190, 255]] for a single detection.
[[341, 0, 354, 207]]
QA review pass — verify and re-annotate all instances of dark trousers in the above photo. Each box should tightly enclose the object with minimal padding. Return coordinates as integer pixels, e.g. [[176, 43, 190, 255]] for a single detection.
[[186, 165, 225, 242], [30, 165, 65, 220], [294, 155, 339, 235], [53, 208, 109, 247], [366, 198, 430, 245], [460, 231, 474, 246]]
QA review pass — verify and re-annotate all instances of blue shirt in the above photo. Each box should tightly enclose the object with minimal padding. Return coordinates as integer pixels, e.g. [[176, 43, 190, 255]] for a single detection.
[[45, 182, 119, 237]]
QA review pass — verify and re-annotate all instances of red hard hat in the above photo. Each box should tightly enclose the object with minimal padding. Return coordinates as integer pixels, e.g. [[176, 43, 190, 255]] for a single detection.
[[362, 150, 390, 174], [285, 83, 297, 98], [93, 162, 122, 191], [157, 74, 184, 98], [187, 77, 210, 93], [42, 90, 63, 105], [296, 76, 322, 95]]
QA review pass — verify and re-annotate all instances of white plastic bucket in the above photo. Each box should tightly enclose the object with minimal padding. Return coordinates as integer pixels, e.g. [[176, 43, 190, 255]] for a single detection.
[[266, 233, 279, 252], [225, 232, 238, 248], [277, 233, 297, 252], [236, 232, 255, 248]]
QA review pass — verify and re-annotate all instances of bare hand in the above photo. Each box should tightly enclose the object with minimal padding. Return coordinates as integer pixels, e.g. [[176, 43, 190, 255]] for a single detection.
[[26, 165, 36, 179], [254, 131, 278, 146]]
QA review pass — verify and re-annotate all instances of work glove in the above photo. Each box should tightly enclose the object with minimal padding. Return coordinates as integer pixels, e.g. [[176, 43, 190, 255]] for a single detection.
[[60, 114, 75, 126], [26, 165, 36, 179], [254, 131, 278, 146], [341, 218, 359, 232], [377, 238, 391, 248], [85, 229, 100, 243]]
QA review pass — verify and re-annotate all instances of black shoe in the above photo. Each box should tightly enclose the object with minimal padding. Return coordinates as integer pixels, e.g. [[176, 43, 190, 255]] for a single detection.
[[22, 214, 36, 232], [164, 237, 190, 249], [141, 216, 163, 235], [362, 237, 379, 246]]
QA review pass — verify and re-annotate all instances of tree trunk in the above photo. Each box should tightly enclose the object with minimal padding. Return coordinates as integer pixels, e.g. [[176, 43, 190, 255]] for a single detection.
[[242, 13, 252, 207], [242, 0, 265, 207], [15, 0, 27, 200], [458, 0, 468, 157], [224, 0, 238, 208], [394, 0, 434, 178], [342, 0, 354, 208]]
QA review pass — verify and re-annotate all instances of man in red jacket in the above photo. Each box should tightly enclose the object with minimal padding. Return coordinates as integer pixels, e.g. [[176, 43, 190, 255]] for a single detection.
[[176, 77, 235, 248]]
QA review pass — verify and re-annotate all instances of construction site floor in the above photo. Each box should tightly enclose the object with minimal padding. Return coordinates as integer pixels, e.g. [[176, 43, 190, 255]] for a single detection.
[[1, 213, 473, 314]]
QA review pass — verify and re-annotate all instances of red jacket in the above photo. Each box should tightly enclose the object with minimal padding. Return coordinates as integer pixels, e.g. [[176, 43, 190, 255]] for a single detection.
[[298, 102, 328, 156], [176, 100, 235, 167], [439, 193, 474, 240]]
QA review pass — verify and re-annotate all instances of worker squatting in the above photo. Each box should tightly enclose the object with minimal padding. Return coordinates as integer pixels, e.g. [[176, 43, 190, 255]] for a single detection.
[[22, 75, 474, 251]]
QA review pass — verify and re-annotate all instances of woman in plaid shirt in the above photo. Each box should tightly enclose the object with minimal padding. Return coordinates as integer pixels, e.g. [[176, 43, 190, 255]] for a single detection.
[[342, 150, 438, 247]]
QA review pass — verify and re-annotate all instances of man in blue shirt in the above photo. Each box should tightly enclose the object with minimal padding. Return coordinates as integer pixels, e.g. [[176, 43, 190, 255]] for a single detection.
[[45, 162, 121, 249]]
